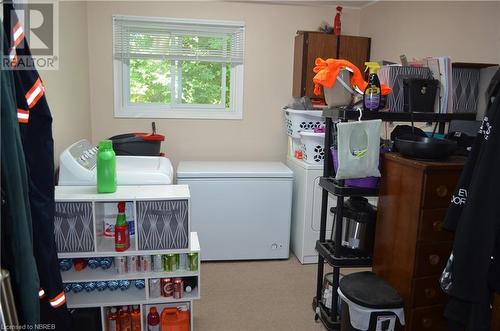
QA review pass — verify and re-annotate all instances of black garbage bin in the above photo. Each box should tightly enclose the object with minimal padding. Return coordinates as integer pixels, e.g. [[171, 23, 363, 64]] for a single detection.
[[338, 272, 405, 331]]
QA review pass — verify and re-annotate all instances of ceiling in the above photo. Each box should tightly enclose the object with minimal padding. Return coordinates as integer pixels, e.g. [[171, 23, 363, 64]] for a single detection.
[[227, 1, 378, 9]]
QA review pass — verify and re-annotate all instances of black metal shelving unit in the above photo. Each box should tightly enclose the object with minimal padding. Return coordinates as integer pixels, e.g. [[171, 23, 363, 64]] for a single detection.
[[312, 107, 476, 330]]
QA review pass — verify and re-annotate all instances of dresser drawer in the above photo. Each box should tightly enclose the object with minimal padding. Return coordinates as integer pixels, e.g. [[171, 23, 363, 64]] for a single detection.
[[415, 242, 453, 277], [411, 276, 448, 307], [422, 170, 461, 209], [418, 209, 454, 242], [409, 305, 448, 331]]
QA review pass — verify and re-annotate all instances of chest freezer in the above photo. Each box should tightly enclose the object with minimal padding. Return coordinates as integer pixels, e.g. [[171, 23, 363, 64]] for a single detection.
[[176, 161, 293, 260], [58, 139, 173, 186]]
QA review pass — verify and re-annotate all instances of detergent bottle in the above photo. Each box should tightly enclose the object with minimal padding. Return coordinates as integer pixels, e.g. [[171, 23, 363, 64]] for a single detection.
[[363, 62, 382, 112], [147, 307, 160, 331], [96, 139, 117, 193]]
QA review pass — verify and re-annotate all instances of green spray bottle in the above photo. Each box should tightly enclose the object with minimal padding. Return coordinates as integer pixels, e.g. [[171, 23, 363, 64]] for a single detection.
[[363, 62, 382, 112], [96, 140, 117, 193]]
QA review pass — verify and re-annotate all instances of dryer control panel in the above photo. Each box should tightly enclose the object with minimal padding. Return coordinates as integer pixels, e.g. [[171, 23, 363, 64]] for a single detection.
[[68, 139, 98, 170]]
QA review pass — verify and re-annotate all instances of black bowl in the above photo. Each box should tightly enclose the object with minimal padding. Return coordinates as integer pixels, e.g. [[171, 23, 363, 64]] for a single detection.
[[394, 135, 457, 160]]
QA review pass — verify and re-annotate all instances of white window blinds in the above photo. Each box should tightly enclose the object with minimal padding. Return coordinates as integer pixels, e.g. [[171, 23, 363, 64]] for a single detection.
[[113, 16, 245, 64]]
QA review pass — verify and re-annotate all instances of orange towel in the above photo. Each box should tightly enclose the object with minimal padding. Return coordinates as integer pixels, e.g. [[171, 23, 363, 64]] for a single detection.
[[313, 58, 392, 96]]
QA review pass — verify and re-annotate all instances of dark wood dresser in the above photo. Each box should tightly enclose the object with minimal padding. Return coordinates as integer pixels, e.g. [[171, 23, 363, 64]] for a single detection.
[[373, 153, 465, 331]]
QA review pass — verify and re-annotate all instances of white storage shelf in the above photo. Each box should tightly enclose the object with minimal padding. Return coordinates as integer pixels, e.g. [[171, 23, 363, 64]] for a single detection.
[[100, 302, 193, 331], [61, 266, 199, 283], [54, 185, 200, 331], [66, 286, 200, 309]]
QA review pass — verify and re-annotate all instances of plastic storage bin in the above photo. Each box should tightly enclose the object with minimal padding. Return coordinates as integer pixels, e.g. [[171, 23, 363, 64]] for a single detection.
[[54, 202, 94, 253], [299, 131, 325, 165], [323, 69, 354, 107], [282, 108, 325, 138], [338, 272, 405, 331], [136, 200, 189, 250], [109, 132, 164, 156]]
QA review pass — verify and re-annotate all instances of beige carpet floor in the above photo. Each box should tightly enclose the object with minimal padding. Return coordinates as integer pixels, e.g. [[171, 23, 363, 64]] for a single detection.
[[193, 255, 369, 331]]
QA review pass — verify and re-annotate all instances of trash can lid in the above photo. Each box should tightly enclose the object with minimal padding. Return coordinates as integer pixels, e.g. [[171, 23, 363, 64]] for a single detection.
[[339, 272, 404, 309]]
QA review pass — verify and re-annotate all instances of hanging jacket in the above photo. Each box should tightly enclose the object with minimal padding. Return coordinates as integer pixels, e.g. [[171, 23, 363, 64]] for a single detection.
[[1, 24, 40, 326], [442, 69, 500, 330], [3, 3, 70, 328]]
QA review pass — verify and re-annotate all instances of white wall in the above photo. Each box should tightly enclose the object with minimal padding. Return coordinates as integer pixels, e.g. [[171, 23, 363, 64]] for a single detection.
[[40, 1, 90, 163], [45, 1, 499, 167], [360, 1, 500, 64], [85, 1, 360, 166]]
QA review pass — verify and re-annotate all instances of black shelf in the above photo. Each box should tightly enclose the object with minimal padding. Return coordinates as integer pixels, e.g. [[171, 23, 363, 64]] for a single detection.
[[313, 297, 341, 330], [319, 177, 379, 197], [322, 108, 477, 122], [316, 240, 373, 267]]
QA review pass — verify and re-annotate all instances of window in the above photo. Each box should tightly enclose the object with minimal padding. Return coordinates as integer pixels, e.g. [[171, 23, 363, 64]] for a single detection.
[[113, 16, 245, 119]]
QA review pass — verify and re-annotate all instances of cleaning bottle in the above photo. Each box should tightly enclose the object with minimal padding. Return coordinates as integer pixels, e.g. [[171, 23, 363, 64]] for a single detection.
[[147, 306, 160, 331], [119, 306, 132, 331], [107, 307, 118, 331], [96, 139, 117, 193], [131, 305, 141, 331], [363, 62, 382, 112], [115, 202, 130, 252]]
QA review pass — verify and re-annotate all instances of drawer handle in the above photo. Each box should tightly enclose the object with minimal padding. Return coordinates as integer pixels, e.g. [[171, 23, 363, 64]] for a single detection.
[[429, 254, 440, 265], [432, 221, 443, 232], [436, 185, 448, 197], [422, 318, 433, 328], [424, 288, 436, 298]]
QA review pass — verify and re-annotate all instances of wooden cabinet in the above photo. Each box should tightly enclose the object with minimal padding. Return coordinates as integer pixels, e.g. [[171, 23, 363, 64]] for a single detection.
[[492, 293, 500, 331], [373, 153, 465, 331], [292, 31, 370, 99]]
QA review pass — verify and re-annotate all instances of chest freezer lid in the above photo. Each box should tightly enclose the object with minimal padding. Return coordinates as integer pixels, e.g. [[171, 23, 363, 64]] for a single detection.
[[176, 161, 293, 179]]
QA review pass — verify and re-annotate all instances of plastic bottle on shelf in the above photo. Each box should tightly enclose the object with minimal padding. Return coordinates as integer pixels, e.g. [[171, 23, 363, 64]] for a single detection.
[[115, 202, 130, 252], [107, 307, 118, 331], [147, 306, 160, 331], [119, 305, 132, 331], [131, 305, 141, 331], [96, 139, 117, 193], [363, 62, 382, 112]]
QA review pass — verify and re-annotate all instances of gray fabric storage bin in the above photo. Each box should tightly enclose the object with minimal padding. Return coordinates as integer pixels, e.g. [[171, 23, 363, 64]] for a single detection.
[[378, 66, 433, 112], [137, 200, 189, 250], [54, 202, 94, 252], [452, 68, 480, 113]]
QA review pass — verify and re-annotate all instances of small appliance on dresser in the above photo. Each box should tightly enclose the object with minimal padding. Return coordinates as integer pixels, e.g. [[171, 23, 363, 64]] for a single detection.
[[373, 153, 465, 331]]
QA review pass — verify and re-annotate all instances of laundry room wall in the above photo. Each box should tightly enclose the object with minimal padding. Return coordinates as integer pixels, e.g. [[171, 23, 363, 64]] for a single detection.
[[40, 1, 91, 164], [359, 1, 500, 64], [85, 1, 361, 167]]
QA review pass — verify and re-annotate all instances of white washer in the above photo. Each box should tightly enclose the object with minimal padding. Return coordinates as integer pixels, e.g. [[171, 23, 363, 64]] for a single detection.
[[176, 161, 293, 261]]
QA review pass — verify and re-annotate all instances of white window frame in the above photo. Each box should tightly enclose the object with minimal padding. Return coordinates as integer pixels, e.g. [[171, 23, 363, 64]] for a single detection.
[[113, 16, 245, 120]]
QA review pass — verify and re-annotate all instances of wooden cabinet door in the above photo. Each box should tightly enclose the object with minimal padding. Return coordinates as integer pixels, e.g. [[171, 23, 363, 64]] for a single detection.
[[304, 33, 338, 98], [338, 35, 371, 73]]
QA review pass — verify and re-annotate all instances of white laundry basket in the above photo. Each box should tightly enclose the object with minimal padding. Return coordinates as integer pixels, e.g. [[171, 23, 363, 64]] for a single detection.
[[282, 108, 325, 138], [299, 131, 325, 165]]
